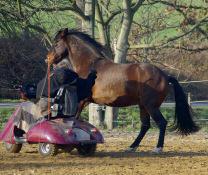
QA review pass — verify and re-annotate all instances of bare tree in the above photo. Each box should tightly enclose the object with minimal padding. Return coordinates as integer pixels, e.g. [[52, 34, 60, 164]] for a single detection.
[[1, 0, 207, 128]]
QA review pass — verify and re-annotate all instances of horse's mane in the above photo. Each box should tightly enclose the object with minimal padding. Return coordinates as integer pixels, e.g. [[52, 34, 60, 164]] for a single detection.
[[54, 28, 107, 58]]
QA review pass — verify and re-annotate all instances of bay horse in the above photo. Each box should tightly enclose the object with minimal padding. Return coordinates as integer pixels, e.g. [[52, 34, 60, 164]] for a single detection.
[[47, 28, 199, 153]]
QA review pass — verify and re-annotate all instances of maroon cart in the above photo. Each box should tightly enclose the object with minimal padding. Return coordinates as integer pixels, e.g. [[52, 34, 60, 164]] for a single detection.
[[0, 107, 104, 156]]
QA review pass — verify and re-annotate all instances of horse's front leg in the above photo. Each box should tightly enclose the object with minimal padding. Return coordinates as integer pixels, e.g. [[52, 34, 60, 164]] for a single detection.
[[75, 100, 89, 119]]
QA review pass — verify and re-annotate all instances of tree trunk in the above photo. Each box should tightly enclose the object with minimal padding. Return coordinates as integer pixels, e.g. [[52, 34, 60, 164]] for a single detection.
[[114, 0, 133, 63], [95, 1, 106, 45], [104, 35, 119, 130], [105, 0, 136, 129], [83, 0, 103, 127], [75, 0, 85, 28], [84, 0, 95, 37], [89, 104, 105, 127], [94, 1, 118, 129], [104, 107, 118, 130], [95, 1, 112, 58]]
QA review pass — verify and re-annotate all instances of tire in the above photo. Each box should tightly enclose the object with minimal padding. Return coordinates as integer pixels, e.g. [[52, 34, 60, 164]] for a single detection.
[[38, 143, 58, 156], [4, 142, 22, 153], [77, 144, 96, 156]]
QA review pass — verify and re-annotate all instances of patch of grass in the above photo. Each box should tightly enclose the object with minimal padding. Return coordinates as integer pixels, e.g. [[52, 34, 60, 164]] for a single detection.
[[192, 106, 208, 119], [80, 108, 89, 121], [0, 99, 20, 103], [0, 105, 207, 131], [115, 106, 208, 130], [0, 108, 15, 129]]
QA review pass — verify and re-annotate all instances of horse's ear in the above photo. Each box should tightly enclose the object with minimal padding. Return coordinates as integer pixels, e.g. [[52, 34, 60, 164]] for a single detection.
[[60, 28, 68, 38]]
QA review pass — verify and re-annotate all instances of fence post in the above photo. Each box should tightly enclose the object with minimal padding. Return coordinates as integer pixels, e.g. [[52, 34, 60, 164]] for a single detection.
[[188, 92, 191, 106]]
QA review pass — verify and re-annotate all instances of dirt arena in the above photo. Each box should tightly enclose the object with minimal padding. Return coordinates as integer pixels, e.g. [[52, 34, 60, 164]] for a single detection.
[[0, 131, 207, 175]]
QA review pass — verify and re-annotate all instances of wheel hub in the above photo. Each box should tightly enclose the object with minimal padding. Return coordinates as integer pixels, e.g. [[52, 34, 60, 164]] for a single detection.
[[41, 143, 50, 154]]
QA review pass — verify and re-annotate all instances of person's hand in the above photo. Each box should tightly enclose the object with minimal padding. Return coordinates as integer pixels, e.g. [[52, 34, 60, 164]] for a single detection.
[[20, 92, 28, 101]]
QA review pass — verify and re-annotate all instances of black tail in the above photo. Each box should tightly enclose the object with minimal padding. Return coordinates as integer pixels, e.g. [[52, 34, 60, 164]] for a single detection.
[[168, 76, 199, 135]]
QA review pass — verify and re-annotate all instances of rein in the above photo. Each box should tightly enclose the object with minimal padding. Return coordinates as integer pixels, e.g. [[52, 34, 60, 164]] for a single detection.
[[47, 58, 51, 119]]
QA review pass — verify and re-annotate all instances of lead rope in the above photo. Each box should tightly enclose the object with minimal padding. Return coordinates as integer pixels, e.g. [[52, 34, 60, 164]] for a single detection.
[[38, 59, 51, 144], [47, 58, 51, 120]]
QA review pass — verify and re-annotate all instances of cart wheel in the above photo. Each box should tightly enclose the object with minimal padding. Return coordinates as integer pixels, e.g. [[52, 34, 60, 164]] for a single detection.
[[77, 144, 96, 156], [38, 143, 58, 156], [4, 142, 22, 153]]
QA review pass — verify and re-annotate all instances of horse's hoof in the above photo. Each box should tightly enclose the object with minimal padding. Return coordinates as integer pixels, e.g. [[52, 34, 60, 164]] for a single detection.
[[152, 147, 163, 154], [124, 147, 137, 153]]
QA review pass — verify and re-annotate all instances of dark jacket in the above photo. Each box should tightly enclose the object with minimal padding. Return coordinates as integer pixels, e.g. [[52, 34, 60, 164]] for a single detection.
[[36, 68, 78, 99], [36, 68, 97, 102], [76, 70, 97, 102]]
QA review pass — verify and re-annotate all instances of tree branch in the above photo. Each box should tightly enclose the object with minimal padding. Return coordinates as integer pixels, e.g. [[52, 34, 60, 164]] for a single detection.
[[105, 8, 124, 26], [132, 0, 146, 13], [167, 45, 208, 52], [130, 44, 208, 52], [163, 15, 208, 45], [104, 0, 146, 26], [196, 27, 208, 40], [22, 2, 89, 22], [150, 0, 208, 11], [27, 24, 52, 45]]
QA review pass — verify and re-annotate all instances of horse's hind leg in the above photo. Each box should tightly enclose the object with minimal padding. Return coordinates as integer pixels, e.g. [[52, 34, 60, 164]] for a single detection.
[[146, 107, 167, 153], [126, 106, 150, 152]]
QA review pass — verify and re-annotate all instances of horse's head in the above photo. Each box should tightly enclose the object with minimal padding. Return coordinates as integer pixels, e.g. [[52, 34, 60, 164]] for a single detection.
[[47, 28, 108, 76], [46, 28, 69, 65]]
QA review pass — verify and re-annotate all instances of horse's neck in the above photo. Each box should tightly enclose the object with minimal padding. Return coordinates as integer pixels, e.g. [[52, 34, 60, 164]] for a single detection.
[[69, 37, 113, 76], [93, 58, 114, 70], [71, 50, 105, 76], [73, 56, 112, 78]]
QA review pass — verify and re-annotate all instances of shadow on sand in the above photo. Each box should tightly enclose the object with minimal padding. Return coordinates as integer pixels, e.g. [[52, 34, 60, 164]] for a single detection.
[[94, 150, 208, 158], [0, 150, 207, 170], [13, 148, 208, 159]]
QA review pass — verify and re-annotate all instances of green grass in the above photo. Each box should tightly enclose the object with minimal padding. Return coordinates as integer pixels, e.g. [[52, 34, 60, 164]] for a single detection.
[[0, 105, 207, 130], [192, 106, 208, 119], [113, 106, 208, 129], [0, 99, 20, 103], [0, 108, 15, 129]]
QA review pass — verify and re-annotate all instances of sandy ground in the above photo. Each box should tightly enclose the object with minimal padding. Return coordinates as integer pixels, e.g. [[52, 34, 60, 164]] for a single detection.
[[0, 131, 208, 175]]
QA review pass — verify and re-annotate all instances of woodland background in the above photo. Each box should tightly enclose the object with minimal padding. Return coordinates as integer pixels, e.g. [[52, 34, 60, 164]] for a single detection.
[[0, 0, 208, 128], [0, 0, 207, 98]]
